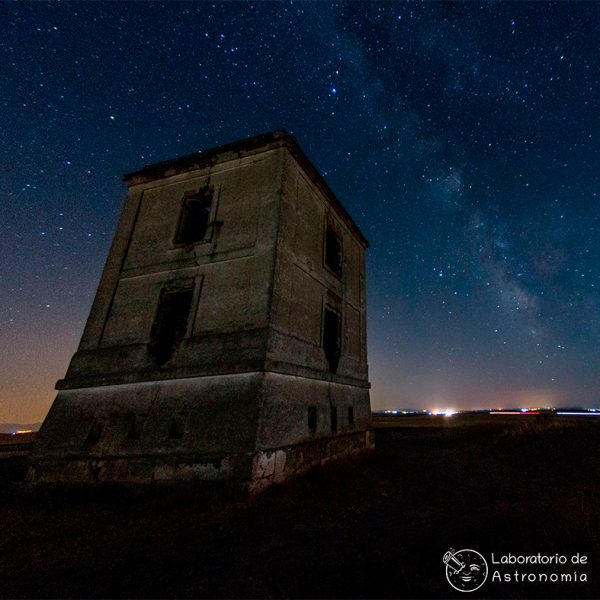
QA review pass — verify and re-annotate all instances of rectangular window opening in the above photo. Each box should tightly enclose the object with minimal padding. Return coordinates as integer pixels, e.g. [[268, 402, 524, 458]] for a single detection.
[[175, 188, 212, 245], [330, 405, 338, 434], [348, 406, 354, 428], [126, 413, 147, 440], [149, 287, 194, 366], [323, 306, 341, 374], [325, 224, 342, 277], [308, 406, 317, 435], [169, 411, 188, 440], [83, 417, 104, 448]]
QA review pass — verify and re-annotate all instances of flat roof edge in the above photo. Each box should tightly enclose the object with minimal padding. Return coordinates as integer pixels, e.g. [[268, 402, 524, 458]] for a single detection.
[[123, 130, 290, 183], [123, 130, 369, 247]]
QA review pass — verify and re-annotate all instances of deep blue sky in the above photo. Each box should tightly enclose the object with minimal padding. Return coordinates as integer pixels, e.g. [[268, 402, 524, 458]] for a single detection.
[[2, 2, 600, 421]]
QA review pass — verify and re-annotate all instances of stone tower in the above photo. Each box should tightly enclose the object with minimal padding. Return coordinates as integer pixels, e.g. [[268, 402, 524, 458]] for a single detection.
[[32, 131, 372, 491]]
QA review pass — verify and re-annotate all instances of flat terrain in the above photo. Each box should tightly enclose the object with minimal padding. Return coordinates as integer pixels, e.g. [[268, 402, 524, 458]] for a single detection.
[[1, 415, 599, 598]]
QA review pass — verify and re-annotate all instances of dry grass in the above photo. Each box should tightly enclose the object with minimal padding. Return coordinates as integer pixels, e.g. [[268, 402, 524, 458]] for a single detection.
[[1, 415, 599, 598]]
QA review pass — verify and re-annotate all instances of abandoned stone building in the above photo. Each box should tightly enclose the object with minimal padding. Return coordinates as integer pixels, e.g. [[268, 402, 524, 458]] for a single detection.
[[31, 130, 372, 491]]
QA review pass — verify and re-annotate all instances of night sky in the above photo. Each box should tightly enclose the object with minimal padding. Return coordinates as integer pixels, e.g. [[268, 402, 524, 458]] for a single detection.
[[2, 2, 600, 423]]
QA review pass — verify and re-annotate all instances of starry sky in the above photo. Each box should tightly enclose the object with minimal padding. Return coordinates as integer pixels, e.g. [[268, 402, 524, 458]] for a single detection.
[[2, 1, 600, 423]]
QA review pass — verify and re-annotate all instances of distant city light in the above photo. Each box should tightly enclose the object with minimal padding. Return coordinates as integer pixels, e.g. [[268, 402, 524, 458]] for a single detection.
[[377, 408, 600, 419], [429, 408, 456, 417]]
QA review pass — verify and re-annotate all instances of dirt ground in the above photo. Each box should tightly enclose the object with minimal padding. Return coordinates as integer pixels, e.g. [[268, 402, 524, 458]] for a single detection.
[[1, 415, 599, 599]]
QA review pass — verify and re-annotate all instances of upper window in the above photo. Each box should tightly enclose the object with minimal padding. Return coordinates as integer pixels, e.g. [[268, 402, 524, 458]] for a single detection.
[[175, 188, 212, 245], [324, 223, 343, 277]]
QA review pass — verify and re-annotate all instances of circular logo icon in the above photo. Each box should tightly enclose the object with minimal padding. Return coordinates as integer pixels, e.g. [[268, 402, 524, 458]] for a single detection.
[[443, 548, 488, 592]]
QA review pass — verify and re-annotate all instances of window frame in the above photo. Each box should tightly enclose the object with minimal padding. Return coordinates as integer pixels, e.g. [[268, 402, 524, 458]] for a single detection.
[[323, 218, 343, 278], [173, 187, 214, 247], [322, 303, 342, 374], [148, 282, 195, 366]]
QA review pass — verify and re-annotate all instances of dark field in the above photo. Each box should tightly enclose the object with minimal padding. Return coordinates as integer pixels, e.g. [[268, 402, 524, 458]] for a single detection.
[[1, 415, 599, 599]]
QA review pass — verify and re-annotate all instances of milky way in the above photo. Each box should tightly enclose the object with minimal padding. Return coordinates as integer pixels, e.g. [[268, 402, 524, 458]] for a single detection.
[[2, 2, 599, 421]]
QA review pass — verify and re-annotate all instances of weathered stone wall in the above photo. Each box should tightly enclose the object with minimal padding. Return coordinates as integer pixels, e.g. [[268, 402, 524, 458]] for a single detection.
[[267, 150, 368, 383], [32, 373, 263, 483], [255, 372, 370, 449], [250, 429, 374, 493], [61, 149, 285, 389]]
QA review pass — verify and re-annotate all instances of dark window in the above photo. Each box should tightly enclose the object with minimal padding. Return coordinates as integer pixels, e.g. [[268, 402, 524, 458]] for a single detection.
[[126, 413, 146, 440], [83, 417, 104, 448], [330, 405, 338, 434], [91, 464, 102, 482], [149, 287, 194, 366], [325, 224, 342, 276], [348, 406, 354, 427], [323, 306, 341, 373], [169, 411, 188, 440], [308, 406, 317, 435], [175, 188, 212, 245]]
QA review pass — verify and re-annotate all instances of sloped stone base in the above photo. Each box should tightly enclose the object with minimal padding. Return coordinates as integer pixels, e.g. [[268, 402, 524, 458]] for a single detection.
[[30, 372, 373, 493]]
